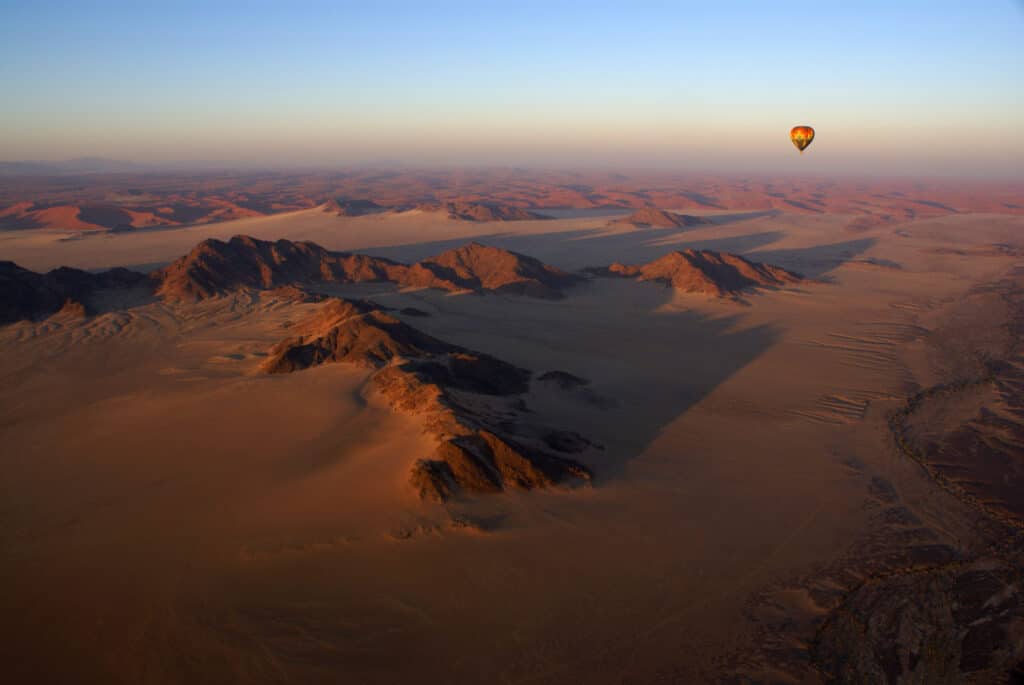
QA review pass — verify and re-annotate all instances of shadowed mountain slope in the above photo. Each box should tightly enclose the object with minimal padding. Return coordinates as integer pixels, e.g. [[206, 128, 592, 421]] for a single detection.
[[155, 236, 580, 301], [0, 261, 146, 324], [262, 298, 593, 500], [588, 248, 805, 297], [1, 237, 583, 323], [612, 208, 712, 228], [409, 241, 581, 298], [412, 200, 548, 222], [322, 198, 384, 216], [153, 235, 408, 301]]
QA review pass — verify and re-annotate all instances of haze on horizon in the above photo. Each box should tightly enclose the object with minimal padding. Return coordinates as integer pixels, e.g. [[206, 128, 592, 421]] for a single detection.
[[1, 0, 1022, 178]]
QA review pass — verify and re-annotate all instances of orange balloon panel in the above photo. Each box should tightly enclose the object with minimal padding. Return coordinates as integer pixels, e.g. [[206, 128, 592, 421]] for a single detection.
[[790, 125, 815, 153]]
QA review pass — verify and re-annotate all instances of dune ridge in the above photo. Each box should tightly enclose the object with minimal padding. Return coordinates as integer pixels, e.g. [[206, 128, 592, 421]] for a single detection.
[[4, 172, 1022, 238]]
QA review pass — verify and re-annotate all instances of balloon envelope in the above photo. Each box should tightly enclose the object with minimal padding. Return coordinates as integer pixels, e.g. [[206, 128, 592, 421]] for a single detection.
[[790, 125, 815, 153]]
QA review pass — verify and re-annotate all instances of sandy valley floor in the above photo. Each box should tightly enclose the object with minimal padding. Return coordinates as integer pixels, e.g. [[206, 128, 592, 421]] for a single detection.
[[2, 207, 1023, 682]]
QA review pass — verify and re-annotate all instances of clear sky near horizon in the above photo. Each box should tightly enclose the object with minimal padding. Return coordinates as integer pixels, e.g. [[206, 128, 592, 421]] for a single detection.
[[1, 1, 1022, 178]]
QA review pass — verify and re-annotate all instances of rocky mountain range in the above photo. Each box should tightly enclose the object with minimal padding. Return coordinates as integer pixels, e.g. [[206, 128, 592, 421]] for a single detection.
[[588, 248, 804, 296], [262, 297, 594, 500]]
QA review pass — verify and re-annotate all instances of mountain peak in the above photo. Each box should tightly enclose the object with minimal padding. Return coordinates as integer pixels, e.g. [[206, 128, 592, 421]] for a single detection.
[[590, 249, 803, 297], [151, 236, 579, 302]]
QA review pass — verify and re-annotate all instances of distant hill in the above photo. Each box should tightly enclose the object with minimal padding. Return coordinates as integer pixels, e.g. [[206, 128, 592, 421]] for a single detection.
[[612, 208, 712, 228], [322, 198, 384, 216], [588, 249, 804, 297], [0, 157, 146, 175], [412, 200, 548, 222], [153, 235, 409, 301], [0, 199, 263, 231], [0, 261, 146, 324], [408, 241, 581, 298], [2, 236, 584, 321], [153, 235, 580, 301]]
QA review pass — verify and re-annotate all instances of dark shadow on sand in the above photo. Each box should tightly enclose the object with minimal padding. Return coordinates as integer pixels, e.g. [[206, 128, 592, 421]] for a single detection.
[[362, 223, 875, 280], [318, 278, 781, 488], [748, 238, 877, 279], [704, 209, 780, 224]]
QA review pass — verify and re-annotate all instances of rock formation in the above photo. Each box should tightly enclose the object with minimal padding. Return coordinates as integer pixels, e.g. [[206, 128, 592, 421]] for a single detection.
[[409, 242, 581, 299], [412, 200, 547, 222], [153, 235, 408, 301], [813, 558, 1024, 683], [262, 299, 458, 373], [0, 260, 147, 324], [322, 198, 384, 216], [261, 298, 594, 500], [810, 269, 1024, 683], [154, 235, 580, 301], [612, 208, 712, 228], [588, 248, 804, 297], [3, 237, 583, 322]]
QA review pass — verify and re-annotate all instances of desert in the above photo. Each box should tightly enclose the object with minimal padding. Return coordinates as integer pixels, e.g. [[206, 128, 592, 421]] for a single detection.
[[2, 170, 1023, 682], [3, 2, 1023, 681]]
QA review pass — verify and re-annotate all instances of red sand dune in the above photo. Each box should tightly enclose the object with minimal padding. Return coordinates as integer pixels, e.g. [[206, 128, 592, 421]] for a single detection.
[[2, 171, 1021, 234]]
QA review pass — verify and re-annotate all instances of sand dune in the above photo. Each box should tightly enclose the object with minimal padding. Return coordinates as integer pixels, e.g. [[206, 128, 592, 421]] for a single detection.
[[4, 171, 1021, 239]]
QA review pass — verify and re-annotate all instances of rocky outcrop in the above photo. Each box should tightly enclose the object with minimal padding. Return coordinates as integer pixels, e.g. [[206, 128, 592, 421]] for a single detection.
[[262, 298, 593, 500], [262, 299, 459, 373], [153, 235, 408, 301], [322, 198, 384, 216], [809, 269, 1024, 684], [154, 235, 580, 301], [813, 558, 1024, 684], [413, 201, 547, 222], [399, 307, 430, 317], [0, 260, 147, 324], [536, 369, 616, 409], [259, 285, 327, 303], [411, 242, 581, 299], [588, 248, 804, 297], [409, 430, 592, 502], [537, 370, 590, 390], [612, 208, 711, 228]]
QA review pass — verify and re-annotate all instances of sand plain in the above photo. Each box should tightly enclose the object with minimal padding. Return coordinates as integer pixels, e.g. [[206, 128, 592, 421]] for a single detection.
[[2, 205, 1023, 682]]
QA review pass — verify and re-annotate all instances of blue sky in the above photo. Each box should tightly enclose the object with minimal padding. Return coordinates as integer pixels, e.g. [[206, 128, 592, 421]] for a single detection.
[[1, 1, 1021, 176]]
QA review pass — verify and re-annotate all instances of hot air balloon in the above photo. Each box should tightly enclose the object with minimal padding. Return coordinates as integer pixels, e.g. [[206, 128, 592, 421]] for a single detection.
[[790, 125, 815, 153]]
